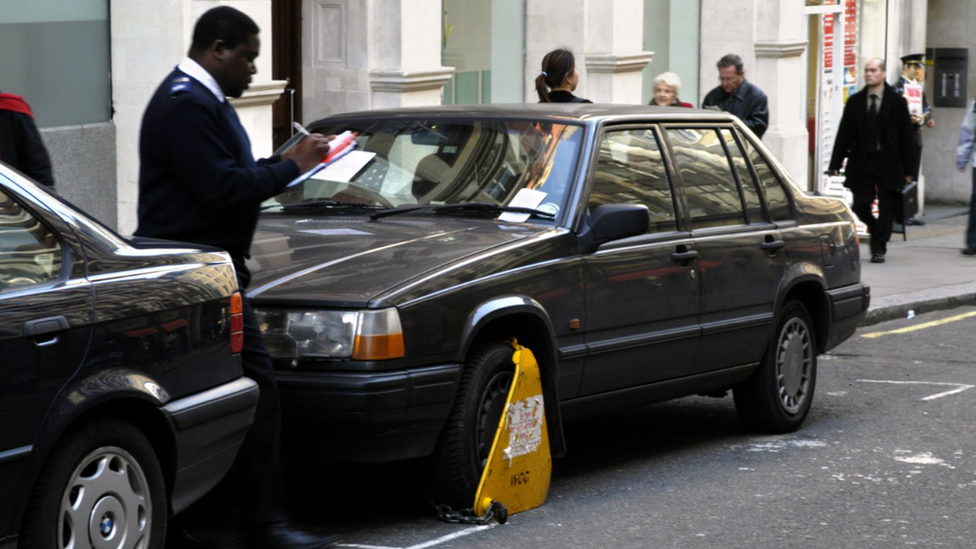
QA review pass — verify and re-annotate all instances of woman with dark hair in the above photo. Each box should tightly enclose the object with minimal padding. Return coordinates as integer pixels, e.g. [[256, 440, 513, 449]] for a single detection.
[[536, 49, 592, 103]]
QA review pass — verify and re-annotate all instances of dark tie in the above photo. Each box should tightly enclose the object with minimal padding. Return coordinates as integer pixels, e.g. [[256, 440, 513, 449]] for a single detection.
[[866, 94, 879, 152]]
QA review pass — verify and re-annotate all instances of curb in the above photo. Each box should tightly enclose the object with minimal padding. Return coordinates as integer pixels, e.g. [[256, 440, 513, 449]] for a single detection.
[[860, 282, 976, 327]]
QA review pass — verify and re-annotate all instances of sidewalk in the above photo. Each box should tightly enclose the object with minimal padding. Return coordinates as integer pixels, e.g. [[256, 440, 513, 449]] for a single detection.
[[858, 203, 976, 326]]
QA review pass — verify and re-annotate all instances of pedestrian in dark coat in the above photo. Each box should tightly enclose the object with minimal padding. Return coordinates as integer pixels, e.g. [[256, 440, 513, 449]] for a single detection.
[[702, 54, 769, 138], [0, 91, 54, 187], [536, 49, 592, 104], [828, 58, 916, 264], [135, 6, 338, 549]]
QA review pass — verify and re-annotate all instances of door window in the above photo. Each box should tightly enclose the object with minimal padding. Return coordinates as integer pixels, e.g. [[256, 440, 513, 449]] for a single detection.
[[666, 128, 744, 229], [720, 128, 766, 224], [589, 128, 676, 233], [0, 189, 62, 290], [739, 132, 793, 221]]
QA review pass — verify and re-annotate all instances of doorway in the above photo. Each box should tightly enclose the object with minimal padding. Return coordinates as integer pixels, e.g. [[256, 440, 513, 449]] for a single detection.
[[272, 0, 302, 150]]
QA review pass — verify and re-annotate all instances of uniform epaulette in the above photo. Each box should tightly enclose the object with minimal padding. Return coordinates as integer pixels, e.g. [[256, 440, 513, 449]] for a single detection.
[[170, 76, 192, 97]]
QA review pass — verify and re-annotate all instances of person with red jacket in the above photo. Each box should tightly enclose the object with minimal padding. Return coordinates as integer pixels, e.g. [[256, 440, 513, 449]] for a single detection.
[[649, 72, 693, 108], [0, 91, 54, 187]]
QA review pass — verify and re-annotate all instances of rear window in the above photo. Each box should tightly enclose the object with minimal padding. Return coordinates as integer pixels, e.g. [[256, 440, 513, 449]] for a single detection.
[[666, 128, 745, 230]]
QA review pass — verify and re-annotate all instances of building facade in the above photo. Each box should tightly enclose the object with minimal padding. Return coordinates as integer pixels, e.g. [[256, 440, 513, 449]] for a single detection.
[[0, 0, 962, 234]]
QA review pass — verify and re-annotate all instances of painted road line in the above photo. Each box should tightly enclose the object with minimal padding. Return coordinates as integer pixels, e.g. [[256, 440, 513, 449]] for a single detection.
[[860, 310, 976, 339], [856, 379, 975, 400], [338, 525, 496, 549]]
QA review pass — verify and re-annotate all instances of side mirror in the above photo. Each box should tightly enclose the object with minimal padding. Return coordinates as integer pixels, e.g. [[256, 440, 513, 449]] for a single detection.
[[578, 204, 650, 253]]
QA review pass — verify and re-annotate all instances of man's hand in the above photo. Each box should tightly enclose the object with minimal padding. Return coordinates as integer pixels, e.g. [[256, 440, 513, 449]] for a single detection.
[[905, 175, 913, 183], [960, 167, 967, 173], [827, 170, 840, 177], [283, 133, 333, 173], [926, 119, 935, 128]]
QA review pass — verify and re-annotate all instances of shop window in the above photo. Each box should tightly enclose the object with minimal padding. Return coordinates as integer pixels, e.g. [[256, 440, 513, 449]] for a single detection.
[[441, 0, 525, 105], [0, 0, 111, 127]]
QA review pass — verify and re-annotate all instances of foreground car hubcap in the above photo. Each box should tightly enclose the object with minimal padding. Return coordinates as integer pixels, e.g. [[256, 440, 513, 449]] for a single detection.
[[776, 317, 812, 414], [62, 447, 151, 549]]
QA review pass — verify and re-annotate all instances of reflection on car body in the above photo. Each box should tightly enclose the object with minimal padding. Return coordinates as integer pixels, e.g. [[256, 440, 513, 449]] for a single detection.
[[0, 165, 258, 547], [248, 104, 870, 509]]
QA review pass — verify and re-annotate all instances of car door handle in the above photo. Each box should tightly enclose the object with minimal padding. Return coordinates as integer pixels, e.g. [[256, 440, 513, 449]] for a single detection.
[[24, 316, 69, 346], [671, 250, 699, 263], [760, 240, 785, 252]]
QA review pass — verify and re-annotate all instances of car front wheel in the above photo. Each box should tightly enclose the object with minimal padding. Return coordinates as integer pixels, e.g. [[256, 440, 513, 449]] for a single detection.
[[734, 300, 817, 433], [20, 419, 166, 549], [426, 341, 515, 510]]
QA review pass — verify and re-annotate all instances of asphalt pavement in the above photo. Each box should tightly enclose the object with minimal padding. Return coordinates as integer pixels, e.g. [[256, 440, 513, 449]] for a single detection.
[[858, 203, 975, 326]]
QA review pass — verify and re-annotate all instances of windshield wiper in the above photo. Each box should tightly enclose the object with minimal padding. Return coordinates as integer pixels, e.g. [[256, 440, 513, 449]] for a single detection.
[[370, 202, 555, 221], [263, 200, 382, 212]]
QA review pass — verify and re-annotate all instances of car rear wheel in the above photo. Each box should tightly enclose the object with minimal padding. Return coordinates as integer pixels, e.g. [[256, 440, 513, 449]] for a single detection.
[[426, 341, 515, 509], [20, 419, 166, 549], [734, 300, 817, 433]]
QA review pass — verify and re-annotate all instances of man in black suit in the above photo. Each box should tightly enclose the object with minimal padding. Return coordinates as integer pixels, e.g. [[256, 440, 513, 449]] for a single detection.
[[136, 6, 337, 549], [828, 58, 916, 264]]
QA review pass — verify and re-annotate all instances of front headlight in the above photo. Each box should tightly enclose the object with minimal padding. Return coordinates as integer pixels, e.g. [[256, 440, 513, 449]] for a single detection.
[[255, 307, 404, 361]]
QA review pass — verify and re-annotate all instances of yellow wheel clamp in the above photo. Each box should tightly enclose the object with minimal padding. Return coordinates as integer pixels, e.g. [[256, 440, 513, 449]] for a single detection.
[[473, 339, 552, 521]]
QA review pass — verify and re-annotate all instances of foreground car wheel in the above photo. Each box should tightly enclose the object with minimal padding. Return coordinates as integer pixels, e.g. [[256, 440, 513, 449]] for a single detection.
[[426, 341, 515, 509], [734, 300, 817, 433], [20, 419, 166, 549]]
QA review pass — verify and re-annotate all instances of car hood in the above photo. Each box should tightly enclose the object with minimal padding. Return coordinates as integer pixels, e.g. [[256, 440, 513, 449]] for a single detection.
[[247, 215, 550, 306]]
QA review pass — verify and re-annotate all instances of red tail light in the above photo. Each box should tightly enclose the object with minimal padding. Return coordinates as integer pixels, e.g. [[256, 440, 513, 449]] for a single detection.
[[230, 292, 244, 353]]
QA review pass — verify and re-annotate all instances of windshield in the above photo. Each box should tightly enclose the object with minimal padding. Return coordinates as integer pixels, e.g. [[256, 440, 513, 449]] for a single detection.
[[262, 118, 584, 221]]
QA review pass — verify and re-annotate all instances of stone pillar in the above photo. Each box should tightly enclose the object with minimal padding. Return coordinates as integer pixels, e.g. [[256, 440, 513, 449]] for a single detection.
[[367, 0, 454, 109], [111, 0, 286, 234], [583, 0, 654, 104], [754, 1, 809, 190], [525, 0, 651, 103]]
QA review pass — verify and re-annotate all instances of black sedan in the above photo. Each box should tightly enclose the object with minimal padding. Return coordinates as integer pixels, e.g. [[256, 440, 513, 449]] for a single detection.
[[248, 104, 870, 508], [0, 165, 257, 547]]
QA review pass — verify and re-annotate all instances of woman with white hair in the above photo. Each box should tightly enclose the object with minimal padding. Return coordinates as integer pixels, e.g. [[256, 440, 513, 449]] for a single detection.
[[649, 72, 692, 107]]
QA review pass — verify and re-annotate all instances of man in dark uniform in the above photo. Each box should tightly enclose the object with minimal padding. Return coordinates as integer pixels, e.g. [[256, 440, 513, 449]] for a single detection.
[[893, 53, 934, 226], [135, 6, 336, 549], [0, 91, 54, 187], [702, 53, 770, 139], [828, 58, 916, 264]]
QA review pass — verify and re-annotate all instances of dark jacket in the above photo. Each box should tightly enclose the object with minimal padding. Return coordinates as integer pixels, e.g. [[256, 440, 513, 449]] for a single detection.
[[702, 79, 769, 138], [135, 68, 299, 284], [0, 93, 54, 187], [545, 90, 592, 104], [828, 83, 916, 189]]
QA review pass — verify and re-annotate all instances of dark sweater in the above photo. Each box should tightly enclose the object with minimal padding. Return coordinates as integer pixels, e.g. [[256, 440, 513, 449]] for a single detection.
[[545, 90, 592, 103], [135, 68, 298, 282], [0, 92, 54, 187]]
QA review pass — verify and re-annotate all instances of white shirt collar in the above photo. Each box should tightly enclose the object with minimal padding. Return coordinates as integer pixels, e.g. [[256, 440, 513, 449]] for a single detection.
[[178, 57, 225, 103]]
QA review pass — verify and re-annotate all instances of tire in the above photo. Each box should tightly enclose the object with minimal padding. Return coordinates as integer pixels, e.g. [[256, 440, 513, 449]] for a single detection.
[[426, 341, 516, 509], [734, 300, 817, 434], [20, 419, 167, 549]]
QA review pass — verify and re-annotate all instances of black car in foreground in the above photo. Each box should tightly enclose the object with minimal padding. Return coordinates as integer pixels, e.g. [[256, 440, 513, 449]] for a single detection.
[[0, 165, 258, 548], [249, 104, 869, 507]]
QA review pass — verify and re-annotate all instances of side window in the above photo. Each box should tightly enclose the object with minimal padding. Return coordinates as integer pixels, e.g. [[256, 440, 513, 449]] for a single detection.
[[589, 128, 676, 233], [739, 132, 792, 221], [720, 129, 766, 224], [666, 128, 745, 230], [0, 189, 63, 290]]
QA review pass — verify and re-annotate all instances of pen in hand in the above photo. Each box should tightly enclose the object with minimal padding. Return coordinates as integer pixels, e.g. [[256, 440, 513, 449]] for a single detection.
[[292, 121, 311, 135]]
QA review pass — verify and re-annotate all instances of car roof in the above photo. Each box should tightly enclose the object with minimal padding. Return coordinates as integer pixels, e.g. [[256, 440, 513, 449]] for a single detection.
[[318, 103, 742, 126]]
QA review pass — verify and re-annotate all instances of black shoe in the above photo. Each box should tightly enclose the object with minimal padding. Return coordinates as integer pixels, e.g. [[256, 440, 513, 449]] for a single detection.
[[870, 252, 885, 263], [167, 527, 218, 549], [963, 247, 976, 256], [250, 521, 339, 549], [905, 217, 926, 226]]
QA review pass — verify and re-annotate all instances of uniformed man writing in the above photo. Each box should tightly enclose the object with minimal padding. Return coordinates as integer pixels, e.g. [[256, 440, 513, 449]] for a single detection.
[[135, 6, 337, 549]]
